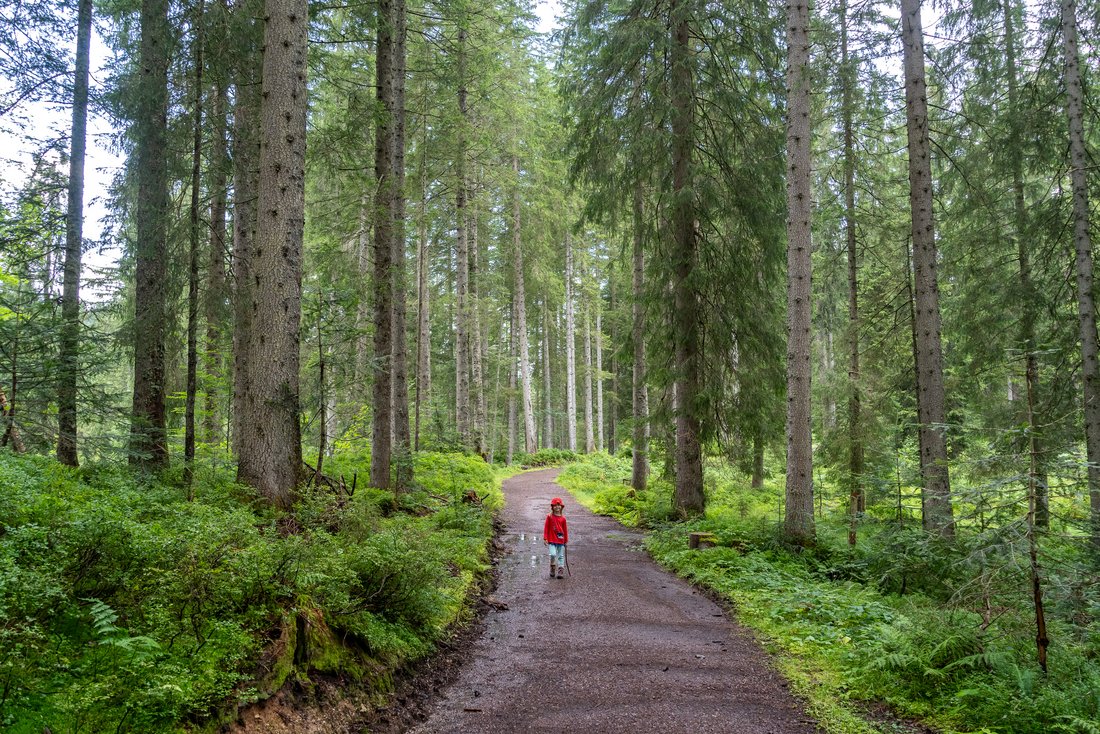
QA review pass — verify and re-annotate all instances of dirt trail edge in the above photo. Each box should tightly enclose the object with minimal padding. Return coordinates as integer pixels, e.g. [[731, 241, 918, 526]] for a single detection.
[[406, 468, 822, 734]]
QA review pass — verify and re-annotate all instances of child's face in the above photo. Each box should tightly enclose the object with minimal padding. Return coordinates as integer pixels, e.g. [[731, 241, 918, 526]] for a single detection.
[[551, 505, 563, 515]]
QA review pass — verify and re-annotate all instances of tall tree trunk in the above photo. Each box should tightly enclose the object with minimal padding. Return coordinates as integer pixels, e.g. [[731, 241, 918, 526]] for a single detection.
[[57, 0, 92, 466], [584, 308, 595, 453], [543, 302, 553, 449], [596, 307, 604, 452], [1061, 0, 1100, 544], [0, 385, 23, 453], [230, 17, 260, 461], [901, 0, 954, 537], [391, 0, 412, 489], [840, 0, 866, 534], [565, 231, 577, 450], [454, 25, 471, 446], [317, 313, 328, 477], [236, 0, 307, 507], [370, 0, 396, 489], [130, 0, 170, 469], [1025, 352, 1050, 671], [632, 178, 649, 490], [784, 0, 814, 545], [1004, 0, 1046, 527], [470, 196, 486, 455], [511, 155, 537, 453], [670, 0, 704, 516], [204, 74, 229, 442], [507, 300, 517, 464], [752, 432, 765, 488], [185, 0, 205, 488], [608, 274, 617, 455], [353, 195, 371, 385], [841, 0, 864, 545], [414, 176, 431, 453]]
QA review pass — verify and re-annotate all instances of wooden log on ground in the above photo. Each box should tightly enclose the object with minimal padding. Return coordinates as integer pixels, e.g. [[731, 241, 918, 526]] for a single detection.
[[688, 531, 718, 549]]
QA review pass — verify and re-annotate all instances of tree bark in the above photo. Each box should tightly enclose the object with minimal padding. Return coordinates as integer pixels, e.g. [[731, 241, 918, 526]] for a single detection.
[[185, 0, 204, 488], [57, 0, 92, 467], [353, 195, 372, 386], [453, 25, 471, 446], [584, 308, 595, 453], [507, 299, 517, 464], [1061, 0, 1100, 544], [470, 195, 486, 455], [391, 0, 412, 490], [230, 11, 261, 461], [230, 45, 260, 462], [784, 0, 815, 545], [901, 0, 954, 537], [129, 0, 170, 469], [511, 155, 537, 454], [841, 0, 864, 545], [565, 231, 578, 451], [543, 302, 553, 449], [204, 73, 229, 442], [752, 432, 764, 489], [1004, 0, 1046, 527], [670, 0, 704, 516], [596, 307, 604, 452], [414, 121, 431, 452], [0, 385, 23, 453], [632, 178, 649, 490], [370, 0, 396, 489], [236, 0, 307, 507], [608, 274, 617, 455]]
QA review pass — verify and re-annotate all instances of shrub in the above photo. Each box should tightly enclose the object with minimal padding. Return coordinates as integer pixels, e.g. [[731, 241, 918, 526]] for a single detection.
[[0, 448, 505, 733]]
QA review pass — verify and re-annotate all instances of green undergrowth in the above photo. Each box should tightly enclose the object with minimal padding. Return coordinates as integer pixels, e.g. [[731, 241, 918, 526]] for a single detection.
[[0, 449, 508, 733], [511, 447, 580, 467], [558, 455, 1100, 734]]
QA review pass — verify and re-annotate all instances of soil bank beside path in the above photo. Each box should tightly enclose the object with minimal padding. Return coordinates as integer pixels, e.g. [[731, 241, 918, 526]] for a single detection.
[[407, 468, 822, 734]]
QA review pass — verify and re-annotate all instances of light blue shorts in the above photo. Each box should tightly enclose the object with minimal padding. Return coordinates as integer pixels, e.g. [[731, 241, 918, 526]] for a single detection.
[[547, 542, 566, 565]]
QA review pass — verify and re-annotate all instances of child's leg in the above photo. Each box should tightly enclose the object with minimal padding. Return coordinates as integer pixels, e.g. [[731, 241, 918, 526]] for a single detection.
[[548, 543, 565, 578]]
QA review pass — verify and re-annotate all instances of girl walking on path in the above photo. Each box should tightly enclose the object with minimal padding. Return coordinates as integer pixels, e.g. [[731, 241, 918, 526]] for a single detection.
[[543, 497, 568, 578]]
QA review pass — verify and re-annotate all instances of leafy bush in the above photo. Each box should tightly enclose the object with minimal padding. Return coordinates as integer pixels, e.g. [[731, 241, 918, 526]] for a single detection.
[[0, 449, 505, 733], [558, 455, 674, 528], [513, 448, 579, 467]]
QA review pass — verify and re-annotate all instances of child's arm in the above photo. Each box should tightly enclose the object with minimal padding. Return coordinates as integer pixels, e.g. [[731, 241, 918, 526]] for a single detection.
[[543, 514, 551, 544], [562, 517, 568, 545]]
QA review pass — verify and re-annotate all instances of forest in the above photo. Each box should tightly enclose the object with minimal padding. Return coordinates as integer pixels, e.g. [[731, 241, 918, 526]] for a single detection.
[[1, 0, 1099, 731]]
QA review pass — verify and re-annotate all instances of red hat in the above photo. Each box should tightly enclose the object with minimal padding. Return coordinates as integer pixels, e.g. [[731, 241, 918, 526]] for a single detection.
[[550, 497, 564, 507]]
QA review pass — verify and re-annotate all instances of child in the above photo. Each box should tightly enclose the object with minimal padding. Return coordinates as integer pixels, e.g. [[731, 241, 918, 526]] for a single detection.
[[543, 497, 568, 579]]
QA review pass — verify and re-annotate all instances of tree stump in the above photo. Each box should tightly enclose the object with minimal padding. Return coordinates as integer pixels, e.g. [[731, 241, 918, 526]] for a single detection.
[[688, 532, 718, 549]]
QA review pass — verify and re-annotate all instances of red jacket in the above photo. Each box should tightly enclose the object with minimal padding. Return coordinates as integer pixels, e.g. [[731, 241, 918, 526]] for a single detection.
[[544, 513, 568, 545]]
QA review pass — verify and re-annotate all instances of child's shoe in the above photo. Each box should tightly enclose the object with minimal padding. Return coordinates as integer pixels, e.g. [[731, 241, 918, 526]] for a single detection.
[[549, 563, 556, 579], [556, 568, 564, 579]]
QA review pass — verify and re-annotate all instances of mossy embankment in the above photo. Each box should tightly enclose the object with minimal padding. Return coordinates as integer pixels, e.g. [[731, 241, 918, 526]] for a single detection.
[[0, 449, 512, 733]]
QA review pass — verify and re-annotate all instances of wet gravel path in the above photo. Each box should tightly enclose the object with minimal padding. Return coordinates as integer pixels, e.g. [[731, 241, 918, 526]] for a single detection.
[[408, 468, 822, 734]]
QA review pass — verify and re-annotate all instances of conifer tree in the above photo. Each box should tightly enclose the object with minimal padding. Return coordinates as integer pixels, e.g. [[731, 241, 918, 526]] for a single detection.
[[57, 0, 92, 467], [129, 0, 171, 469], [784, 0, 814, 545], [236, 0, 307, 506], [901, 0, 954, 537]]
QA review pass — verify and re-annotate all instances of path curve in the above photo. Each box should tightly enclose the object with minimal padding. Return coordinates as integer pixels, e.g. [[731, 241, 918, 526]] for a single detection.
[[410, 468, 821, 733]]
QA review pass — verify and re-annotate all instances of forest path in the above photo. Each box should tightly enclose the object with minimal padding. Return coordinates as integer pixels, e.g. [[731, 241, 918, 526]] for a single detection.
[[406, 468, 822, 734]]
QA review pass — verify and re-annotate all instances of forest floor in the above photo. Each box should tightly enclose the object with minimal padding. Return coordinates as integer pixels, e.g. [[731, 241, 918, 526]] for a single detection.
[[394, 467, 824, 734], [228, 467, 941, 734]]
